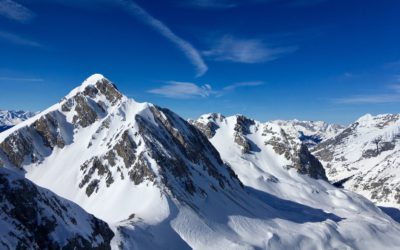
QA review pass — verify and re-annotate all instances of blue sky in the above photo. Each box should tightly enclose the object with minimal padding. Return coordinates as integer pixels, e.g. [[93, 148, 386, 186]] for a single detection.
[[0, 0, 399, 124]]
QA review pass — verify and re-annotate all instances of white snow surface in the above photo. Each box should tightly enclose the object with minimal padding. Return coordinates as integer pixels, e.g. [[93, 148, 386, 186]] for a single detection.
[[1, 76, 400, 249]]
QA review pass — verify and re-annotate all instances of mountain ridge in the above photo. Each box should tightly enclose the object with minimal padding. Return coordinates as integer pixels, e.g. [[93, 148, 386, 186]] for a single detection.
[[1, 75, 400, 249]]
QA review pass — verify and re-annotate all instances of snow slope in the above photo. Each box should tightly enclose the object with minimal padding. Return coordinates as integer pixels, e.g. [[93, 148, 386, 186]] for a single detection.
[[272, 119, 344, 147], [313, 113, 400, 209], [1, 75, 400, 249], [0, 167, 113, 249], [0, 110, 36, 132]]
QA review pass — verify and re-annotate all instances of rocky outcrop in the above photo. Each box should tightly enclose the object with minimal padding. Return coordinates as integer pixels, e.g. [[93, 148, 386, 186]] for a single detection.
[[143, 107, 242, 195], [0, 131, 33, 167], [265, 128, 327, 180], [0, 168, 114, 249], [233, 116, 255, 154], [33, 114, 65, 149], [292, 144, 327, 180]]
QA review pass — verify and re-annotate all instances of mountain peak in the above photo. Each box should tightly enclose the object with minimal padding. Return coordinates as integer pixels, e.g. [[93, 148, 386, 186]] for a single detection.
[[82, 73, 106, 87], [64, 74, 121, 101], [62, 74, 123, 111]]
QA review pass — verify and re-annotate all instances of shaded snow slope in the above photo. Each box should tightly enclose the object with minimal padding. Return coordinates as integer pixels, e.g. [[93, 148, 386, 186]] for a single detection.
[[1, 76, 400, 249], [313, 113, 400, 209]]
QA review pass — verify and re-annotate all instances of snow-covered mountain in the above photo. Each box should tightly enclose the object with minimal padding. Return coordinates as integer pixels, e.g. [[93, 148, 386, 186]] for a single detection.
[[191, 114, 328, 182], [1, 75, 400, 249], [0, 167, 114, 249], [272, 119, 344, 148], [312, 113, 400, 209], [0, 110, 36, 132]]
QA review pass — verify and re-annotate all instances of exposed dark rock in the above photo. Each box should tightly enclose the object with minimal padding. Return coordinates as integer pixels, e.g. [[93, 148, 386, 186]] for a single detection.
[[191, 121, 219, 139], [114, 131, 137, 168], [189, 113, 224, 139], [83, 85, 99, 98], [134, 106, 242, 197], [95, 79, 122, 105], [266, 129, 327, 180], [86, 179, 100, 197], [232, 115, 255, 154], [72, 95, 98, 128], [0, 168, 114, 249], [32, 114, 65, 149], [0, 132, 33, 167], [80, 157, 114, 192], [376, 114, 400, 129], [128, 152, 155, 185], [292, 144, 327, 180], [234, 115, 255, 135], [234, 133, 251, 154]]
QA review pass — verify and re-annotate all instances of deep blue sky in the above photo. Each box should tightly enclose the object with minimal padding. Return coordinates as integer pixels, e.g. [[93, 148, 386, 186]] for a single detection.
[[0, 0, 399, 124]]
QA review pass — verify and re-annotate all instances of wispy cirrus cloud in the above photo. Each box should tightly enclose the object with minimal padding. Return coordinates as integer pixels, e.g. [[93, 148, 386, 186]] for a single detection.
[[334, 84, 400, 104], [118, 0, 208, 77], [0, 0, 34, 23], [222, 81, 264, 91], [148, 80, 264, 99], [184, 0, 328, 8], [148, 81, 213, 98], [183, 0, 238, 9], [203, 36, 297, 63], [0, 76, 44, 82], [0, 30, 41, 47]]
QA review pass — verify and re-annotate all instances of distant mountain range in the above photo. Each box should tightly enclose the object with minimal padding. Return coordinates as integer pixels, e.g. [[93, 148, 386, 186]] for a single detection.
[[0, 110, 36, 132], [271, 119, 344, 148], [313, 113, 400, 209], [0, 74, 399, 249]]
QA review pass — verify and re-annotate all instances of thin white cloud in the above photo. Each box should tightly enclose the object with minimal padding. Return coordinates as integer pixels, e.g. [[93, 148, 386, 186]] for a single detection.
[[0, 30, 41, 47], [334, 84, 400, 104], [148, 81, 213, 98], [149, 80, 264, 99], [222, 81, 264, 91], [184, 0, 237, 8], [0, 76, 44, 82], [0, 0, 34, 23], [184, 0, 328, 8], [335, 95, 400, 104], [203, 36, 297, 63], [118, 0, 208, 77]]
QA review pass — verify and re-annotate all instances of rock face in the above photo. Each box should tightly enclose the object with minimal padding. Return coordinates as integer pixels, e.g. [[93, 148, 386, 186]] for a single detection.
[[193, 113, 327, 180], [2, 75, 400, 249], [312, 113, 400, 208], [272, 119, 344, 148], [0, 110, 36, 133], [0, 168, 113, 250]]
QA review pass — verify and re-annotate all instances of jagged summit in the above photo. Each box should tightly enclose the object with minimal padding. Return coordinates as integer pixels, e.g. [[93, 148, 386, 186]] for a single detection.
[[64, 74, 121, 100]]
